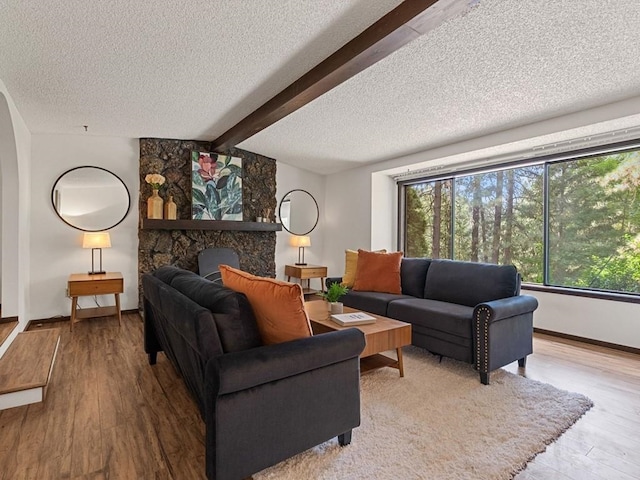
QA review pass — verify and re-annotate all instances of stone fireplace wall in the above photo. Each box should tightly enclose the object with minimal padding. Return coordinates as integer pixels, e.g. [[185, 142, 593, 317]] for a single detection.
[[138, 138, 277, 306]]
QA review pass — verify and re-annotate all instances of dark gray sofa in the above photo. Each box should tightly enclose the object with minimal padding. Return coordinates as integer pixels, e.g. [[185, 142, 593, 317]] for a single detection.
[[143, 266, 365, 480], [328, 258, 538, 384]]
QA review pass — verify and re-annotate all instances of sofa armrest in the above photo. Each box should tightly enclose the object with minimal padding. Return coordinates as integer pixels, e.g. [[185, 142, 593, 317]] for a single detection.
[[473, 294, 538, 385], [326, 277, 343, 289], [205, 328, 364, 480], [209, 328, 365, 395], [474, 295, 538, 323]]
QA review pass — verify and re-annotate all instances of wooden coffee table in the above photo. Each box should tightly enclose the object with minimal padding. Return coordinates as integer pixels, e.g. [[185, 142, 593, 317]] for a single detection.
[[305, 300, 412, 377]]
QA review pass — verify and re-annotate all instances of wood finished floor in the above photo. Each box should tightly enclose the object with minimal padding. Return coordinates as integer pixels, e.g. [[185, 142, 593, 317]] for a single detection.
[[511, 333, 640, 480], [0, 320, 18, 346], [0, 315, 638, 479]]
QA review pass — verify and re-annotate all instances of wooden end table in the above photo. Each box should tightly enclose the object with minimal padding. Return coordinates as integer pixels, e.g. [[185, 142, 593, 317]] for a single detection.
[[305, 300, 411, 377], [285, 264, 327, 296], [68, 272, 124, 331]]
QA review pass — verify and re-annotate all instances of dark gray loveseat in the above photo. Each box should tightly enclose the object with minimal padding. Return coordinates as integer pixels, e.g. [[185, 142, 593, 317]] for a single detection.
[[143, 266, 365, 480], [329, 258, 538, 384]]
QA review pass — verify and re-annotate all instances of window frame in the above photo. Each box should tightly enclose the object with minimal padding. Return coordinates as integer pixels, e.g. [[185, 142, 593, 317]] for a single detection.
[[398, 138, 640, 304]]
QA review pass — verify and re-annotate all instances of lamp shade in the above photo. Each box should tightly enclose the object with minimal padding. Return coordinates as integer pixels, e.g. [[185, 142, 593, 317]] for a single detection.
[[290, 235, 311, 247], [82, 232, 111, 249]]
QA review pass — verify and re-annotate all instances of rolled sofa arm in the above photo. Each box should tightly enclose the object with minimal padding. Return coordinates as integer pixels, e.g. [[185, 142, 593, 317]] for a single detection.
[[209, 328, 365, 396], [473, 294, 539, 385], [326, 277, 343, 289], [474, 295, 539, 323]]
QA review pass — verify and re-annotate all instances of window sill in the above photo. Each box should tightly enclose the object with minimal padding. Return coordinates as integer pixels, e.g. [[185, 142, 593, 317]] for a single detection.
[[522, 283, 640, 305]]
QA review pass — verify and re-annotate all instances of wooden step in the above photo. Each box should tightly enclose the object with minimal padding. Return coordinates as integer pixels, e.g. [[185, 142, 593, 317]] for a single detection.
[[0, 318, 18, 346], [0, 329, 60, 410]]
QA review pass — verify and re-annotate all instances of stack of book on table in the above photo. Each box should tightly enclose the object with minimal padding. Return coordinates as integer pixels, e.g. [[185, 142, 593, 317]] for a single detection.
[[330, 312, 376, 326]]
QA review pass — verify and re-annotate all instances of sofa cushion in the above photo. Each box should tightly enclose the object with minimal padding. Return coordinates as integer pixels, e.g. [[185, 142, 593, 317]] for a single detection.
[[387, 298, 474, 339], [352, 250, 403, 294], [341, 249, 386, 287], [153, 265, 199, 285], [171, 274, 262, 353], [411, 325, 473, 363], [400, 258, 431, 298], [152, 276, 224, 361], [341, 291, 411, 316], [424, 259, 518, 307], [219, 265, 312, 345], [210, 310, 262, 353]]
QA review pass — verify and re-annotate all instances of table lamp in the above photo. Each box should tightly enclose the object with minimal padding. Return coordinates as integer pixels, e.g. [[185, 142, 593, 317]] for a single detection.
[[290, 235, 311, 266], [82, 232, 111, 274]]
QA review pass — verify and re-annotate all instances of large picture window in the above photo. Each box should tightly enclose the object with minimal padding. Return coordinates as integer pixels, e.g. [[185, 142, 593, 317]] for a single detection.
[[547, 152, 640, 293], [453, 166, 544, 283], [405, 180, 452, 259], [400, 145, 640, 296]]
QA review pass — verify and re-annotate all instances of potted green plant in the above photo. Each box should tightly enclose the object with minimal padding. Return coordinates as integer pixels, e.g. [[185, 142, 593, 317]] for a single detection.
[[323, 282, 349, 314]]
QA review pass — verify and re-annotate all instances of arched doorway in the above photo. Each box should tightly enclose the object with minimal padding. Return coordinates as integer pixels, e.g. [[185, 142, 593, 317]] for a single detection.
[[0, 92, 22, 357]]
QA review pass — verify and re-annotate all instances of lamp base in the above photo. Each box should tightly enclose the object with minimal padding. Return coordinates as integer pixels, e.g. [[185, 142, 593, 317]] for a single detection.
[[294, 262, 307, 266], [88, 270, 106, 275]]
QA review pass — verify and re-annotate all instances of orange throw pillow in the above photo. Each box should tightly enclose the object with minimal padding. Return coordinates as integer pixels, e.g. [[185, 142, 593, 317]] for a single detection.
[[341, 248, 386, 288], [352, 249, 403, 294], [219, 265, 312, 345]]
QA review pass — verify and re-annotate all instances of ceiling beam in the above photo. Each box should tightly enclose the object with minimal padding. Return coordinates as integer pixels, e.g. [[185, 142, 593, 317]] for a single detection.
[[211, 0, 478, 151]]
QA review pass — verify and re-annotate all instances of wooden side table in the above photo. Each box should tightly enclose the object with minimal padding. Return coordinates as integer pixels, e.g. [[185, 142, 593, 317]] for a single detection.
[[68, 272, 124, 331], [285, 264, 328, 296]]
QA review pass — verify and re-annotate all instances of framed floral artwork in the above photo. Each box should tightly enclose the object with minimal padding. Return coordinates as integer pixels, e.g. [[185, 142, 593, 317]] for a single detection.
[[191, 151, 243, 220]]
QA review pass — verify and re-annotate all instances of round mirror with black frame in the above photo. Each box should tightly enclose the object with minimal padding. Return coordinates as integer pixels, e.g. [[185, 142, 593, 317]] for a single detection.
[[278, 189, 319, 235], [51, 166, 131, 231]]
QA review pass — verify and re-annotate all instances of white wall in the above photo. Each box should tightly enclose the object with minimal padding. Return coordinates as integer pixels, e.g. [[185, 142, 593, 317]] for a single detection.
[[324, 167, 373, 277], [29, 134, 139, 320], [0, 80, 31, 357], [371, 171, 397, 251], [321, 167, 397, 276], [0, 85, 30, 321], [275, 162, 327, 284], [0, 168, 3, 299], [527, 290, 640, 348], [323, 99, 640, 349]]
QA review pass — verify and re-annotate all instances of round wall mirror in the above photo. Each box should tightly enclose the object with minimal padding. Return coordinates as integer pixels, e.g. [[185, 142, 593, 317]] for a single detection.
[[278, 189, 319, 235], [51, 166, 131, 231]]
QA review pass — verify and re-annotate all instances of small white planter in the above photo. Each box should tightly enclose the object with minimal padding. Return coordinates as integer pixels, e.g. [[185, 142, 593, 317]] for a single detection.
[[329, 302, 344, 314]]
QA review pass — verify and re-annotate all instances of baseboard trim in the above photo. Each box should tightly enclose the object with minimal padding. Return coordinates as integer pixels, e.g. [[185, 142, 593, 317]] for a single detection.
[[1, 316, 18, 324], [534, 327, 640, 355], [26, 309, 140, 331], [26, 317, 68, 330]]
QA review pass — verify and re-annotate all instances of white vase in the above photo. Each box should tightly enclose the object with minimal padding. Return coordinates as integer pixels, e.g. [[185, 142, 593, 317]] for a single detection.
[[329, 302, 343, 314]]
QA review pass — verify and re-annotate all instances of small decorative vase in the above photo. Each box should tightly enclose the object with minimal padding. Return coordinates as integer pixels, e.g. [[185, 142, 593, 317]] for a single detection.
[[329, 302, 343, 314], [164, 195, 177, 220], [147, 189, 163, 219]]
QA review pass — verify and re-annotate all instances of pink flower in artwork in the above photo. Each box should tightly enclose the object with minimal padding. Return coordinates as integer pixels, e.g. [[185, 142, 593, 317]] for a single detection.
[[198, 154, 218, 182]]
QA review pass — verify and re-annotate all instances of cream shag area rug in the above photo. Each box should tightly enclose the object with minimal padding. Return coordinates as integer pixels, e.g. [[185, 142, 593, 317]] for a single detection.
[[255, 346, 593, 480]]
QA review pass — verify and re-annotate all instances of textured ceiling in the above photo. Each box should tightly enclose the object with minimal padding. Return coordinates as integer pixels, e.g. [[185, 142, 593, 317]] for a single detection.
[[2, 0, 640, 175]]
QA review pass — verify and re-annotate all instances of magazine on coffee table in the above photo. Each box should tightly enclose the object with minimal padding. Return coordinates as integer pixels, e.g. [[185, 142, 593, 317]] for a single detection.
[[330, 311, 376, 326]]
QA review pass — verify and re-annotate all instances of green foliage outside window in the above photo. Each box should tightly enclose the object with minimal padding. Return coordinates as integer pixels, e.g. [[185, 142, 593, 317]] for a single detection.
[[403, 150, 640, 295], [405, 180, 451, 259], [547, 152, 640, 292]]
